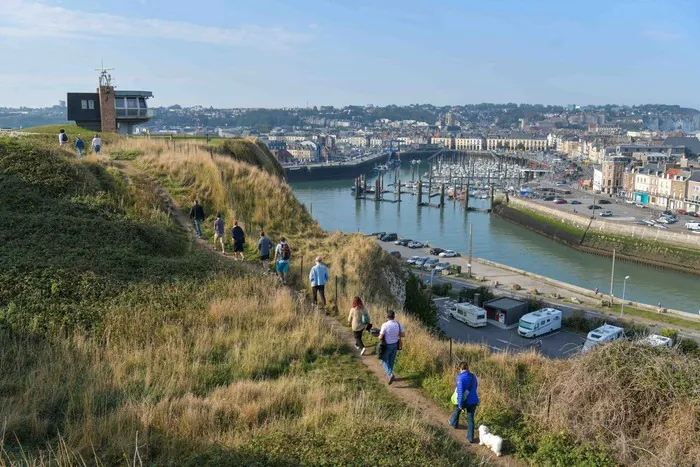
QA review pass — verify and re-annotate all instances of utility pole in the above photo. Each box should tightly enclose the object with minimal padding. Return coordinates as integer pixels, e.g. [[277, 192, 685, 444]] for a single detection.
[[609, 248, 616, 306], [468, 224, 473, 278]]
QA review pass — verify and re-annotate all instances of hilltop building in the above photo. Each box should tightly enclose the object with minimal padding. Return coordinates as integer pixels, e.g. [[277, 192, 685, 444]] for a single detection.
[[67, 69, 153, 134]]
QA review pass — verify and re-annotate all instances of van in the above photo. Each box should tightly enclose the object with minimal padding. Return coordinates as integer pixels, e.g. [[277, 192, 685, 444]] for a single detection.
[[582, 324, 624, 352], [685, 222, 700, 230], [639, 334, 673, 348], [450, 303, 487, 328], [517, 308, 562, 338]]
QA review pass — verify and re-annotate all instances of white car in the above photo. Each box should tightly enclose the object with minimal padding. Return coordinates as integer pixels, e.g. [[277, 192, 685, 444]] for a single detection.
[[408, 241, 424, 249], [439, 250, 458, 258], [635, 203, 646, 208], [434, 262, 451, 272], [599, 210, 613, 217], [406, 256, 421, 265]]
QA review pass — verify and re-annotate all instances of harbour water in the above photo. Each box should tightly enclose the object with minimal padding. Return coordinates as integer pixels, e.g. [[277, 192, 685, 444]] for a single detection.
[[291, 167, 700, 314]]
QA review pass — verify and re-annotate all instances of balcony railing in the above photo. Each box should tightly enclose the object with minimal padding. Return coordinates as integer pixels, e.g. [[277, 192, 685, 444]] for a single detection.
[[116, 108, 155, 119]]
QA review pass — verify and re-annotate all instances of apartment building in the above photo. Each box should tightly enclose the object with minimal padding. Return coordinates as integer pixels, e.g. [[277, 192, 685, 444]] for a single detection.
[[598, 156, 630, 195], [485, 133, 548, 151], [686, 172, 700, 214], [454, 136, 485, 151]]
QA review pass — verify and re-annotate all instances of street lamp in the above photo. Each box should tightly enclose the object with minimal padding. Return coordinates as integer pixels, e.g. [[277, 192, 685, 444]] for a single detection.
[[621, 276, 630, 317]]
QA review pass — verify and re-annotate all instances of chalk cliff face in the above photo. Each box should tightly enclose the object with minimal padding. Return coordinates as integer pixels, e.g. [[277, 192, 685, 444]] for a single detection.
[[494, 201, 700, 275]]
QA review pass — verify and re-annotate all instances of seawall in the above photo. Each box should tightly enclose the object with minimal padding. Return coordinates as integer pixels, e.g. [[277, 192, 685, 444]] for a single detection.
[[494, 198, 700, 276]]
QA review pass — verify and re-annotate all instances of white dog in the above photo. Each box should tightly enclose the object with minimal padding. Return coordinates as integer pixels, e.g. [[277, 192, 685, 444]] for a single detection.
[[478, 425, 503, 457]]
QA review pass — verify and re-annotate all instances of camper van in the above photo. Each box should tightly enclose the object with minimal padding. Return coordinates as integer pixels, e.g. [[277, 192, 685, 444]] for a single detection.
[[582, 324, 625, 352], [450, 303, 487, 328], [517, 308, 562, 338]]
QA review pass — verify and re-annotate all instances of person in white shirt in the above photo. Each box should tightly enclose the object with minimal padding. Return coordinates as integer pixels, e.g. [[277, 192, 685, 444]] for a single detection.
[[378, 310, 405, 384], [91, 134, 102, 154]]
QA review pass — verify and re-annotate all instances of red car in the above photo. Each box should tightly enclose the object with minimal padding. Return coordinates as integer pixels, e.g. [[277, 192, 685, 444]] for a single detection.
[[678, 209, 689, 215], [553, 199, 568, 204]]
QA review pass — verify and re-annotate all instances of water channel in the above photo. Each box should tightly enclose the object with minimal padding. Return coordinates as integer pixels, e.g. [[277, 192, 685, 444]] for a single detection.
[[291, 167, 700, 314]]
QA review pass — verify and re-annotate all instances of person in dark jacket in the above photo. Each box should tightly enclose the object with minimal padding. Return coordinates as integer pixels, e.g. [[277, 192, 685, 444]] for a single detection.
[[231, 220, 246, 261], [74, 137, 85, 158], [189, 200, 205, 237], [449, 362, 480, 442]]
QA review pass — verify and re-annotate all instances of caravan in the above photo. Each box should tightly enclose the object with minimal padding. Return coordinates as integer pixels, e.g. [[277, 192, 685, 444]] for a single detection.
[[517, 308, 562, 338], [450, 303, 487, 328], [582, 324, 625, 352]]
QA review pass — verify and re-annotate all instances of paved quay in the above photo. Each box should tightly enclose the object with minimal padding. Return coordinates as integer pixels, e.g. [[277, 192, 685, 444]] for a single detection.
[[374, 239, 700, 345]]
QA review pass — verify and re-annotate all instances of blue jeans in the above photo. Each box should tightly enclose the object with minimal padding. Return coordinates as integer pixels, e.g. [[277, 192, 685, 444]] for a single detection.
[[194, 219, 202, 236], [381, 342, 398, 377], [449, 404, 478, 441]]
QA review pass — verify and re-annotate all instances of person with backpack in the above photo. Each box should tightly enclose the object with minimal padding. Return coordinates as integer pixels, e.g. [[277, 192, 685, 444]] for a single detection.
[[74, 136, 85, 158], [378, 310, 405, 385], [91, 134, 102, 154], [231, 221, 246, 261], [257, 231, 273, 272], [348, 296, 371, 355], [58, 129, 68, 146], [309, 256, 329, 308], [213, 213, 225, 254], [449, 362, 480, 442], [188, 200, 205, 237], [273, 237, 291, 285]]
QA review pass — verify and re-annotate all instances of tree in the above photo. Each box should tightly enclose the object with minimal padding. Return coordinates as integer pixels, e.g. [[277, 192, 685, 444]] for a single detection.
[[403, 273, 438, 329], [516, 143, 526, 151]]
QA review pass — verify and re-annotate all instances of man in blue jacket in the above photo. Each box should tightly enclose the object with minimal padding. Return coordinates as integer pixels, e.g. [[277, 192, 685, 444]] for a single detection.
[[74, 136, 85, 158], [449, 362, 480, 442], [309, 255, 329, 307]]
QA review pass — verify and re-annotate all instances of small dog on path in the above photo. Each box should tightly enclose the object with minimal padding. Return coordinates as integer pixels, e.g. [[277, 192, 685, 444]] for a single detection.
[[478, 425, 503, 456]]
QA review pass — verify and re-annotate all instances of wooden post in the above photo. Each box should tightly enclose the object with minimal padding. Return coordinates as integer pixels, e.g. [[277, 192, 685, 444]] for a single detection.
[[449, 338, 453, 365], [335, 275, 339, 314], [440, 183, 446, 208], [465, 181, 470, 210], [417, 180, 423, 205], [468, 224, 473, 277], [489, 185, 494, 211], [397, 179, 401, 202], [375, 177, 380, 201], [362, 174, 367, 194]]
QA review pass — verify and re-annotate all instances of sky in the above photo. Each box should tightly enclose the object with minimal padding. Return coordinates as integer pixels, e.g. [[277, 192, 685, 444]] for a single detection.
[[0, 0, 698, 109]]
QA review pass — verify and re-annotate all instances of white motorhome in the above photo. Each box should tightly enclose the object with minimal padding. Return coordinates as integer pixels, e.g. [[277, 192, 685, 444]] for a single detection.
[[450, 303, 487, 328], [685, 222, 700, 230], [582, 324, 625, 352], [639, 334, 673, 348], [517, 308, 562, 338]]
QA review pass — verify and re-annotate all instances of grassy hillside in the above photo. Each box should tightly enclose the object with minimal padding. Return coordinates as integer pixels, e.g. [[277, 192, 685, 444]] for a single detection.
[[131, 138, 700, 466], [0, 136, 476, 464]]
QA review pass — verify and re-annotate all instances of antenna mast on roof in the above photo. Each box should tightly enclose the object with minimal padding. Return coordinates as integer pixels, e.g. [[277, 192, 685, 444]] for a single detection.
[[95, 60, 115, 87]]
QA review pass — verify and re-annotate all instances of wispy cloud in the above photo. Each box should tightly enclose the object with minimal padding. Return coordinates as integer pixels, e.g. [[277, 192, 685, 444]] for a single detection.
[[0, 0, 312, 50], [642, 30, 681, 41]]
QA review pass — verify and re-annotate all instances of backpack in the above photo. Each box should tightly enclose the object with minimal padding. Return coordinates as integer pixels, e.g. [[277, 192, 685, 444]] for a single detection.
[[61, 133, 68, 142], [280, 243, 291, 261], [360, 309, 370, 325]]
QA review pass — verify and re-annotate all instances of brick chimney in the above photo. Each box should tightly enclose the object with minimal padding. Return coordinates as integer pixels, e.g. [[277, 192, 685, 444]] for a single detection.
[[98, 85, 117, 133]]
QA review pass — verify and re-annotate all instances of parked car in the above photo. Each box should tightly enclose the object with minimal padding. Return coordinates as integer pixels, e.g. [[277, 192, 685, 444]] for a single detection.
[[414, 257, 429, 266], [389, 251, 401, 259], [380, 233, 398, 242], [434, 262, 451, 272], [429, 247, 445, 256], [439, 250, 458, 257], [407, 256, 422, 265], [598, 199, 612, 205], [599, 210, 613, 217], [678, 209, 689, 215], [689, 212, 699, 218], [553, 199, 567, 204], [570, 200, 582, 205], [394, 238, 412, 246], [543, 196, 555, 201], [662, 210, 674, 216], [408, 241, 424, 249], [372, 232, 386, 239], [423, 258, 439, 269], [588, 204, 602, 210], [635, 203, 646, 208]]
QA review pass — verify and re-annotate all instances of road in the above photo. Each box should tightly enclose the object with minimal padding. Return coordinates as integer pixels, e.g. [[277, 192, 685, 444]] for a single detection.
[[432, 296, 585, 359]]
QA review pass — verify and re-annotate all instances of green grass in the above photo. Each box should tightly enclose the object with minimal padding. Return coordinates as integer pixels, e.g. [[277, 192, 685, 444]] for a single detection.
[[610, 303, 700, 331], [511, 205, 585, 238]]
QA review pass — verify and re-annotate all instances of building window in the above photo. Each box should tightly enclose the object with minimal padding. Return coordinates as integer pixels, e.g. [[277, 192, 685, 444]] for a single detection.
[[88, 100, 95, 110], [81, 100, 88, 109]]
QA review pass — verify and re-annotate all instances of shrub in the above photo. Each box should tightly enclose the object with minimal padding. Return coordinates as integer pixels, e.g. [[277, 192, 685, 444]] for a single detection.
[[404, 273, 438, 329]]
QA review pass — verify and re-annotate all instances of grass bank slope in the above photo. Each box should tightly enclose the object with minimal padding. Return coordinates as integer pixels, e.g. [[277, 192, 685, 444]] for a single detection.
[[132, 136, 700, 466], [0, 136, 475, 464]]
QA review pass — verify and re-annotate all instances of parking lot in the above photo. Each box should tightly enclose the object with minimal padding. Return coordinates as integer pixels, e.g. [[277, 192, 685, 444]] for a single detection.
[[527, 186, 697, 232], [432, 297, 586, 359]]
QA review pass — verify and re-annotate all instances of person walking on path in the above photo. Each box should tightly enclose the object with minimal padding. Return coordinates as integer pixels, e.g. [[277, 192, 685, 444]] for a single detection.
[[189, 200, 205, 237], [231, 221, 246, 261], [213, 213, 225, 254], [58, 129, 68, 146], [378, 310, 405, 385], [273, 237, 291, 285], [91, 134, 102, 154], [309, 256, 329, 308], [448, 362, 480, 442], [257, 231, 273, 273], [594, 287, 599, 296], [348, 296, 370, 355], [74, 136, 85, 158]]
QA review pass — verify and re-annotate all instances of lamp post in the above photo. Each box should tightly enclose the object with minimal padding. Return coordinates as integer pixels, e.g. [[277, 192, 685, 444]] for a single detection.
[[621, 276, 630, 317]]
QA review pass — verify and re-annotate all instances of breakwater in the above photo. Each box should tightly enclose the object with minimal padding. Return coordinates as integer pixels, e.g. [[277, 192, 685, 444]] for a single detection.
[[494, 198, 700, 276]]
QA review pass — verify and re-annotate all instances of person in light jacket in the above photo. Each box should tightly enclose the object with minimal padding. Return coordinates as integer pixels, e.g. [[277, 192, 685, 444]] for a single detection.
[[308, 255, 329, 307], [91, 134, 102, 154], [448, 362, 480, 442], [378, 310, 405, 385], [347, 296, 370, 355]]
